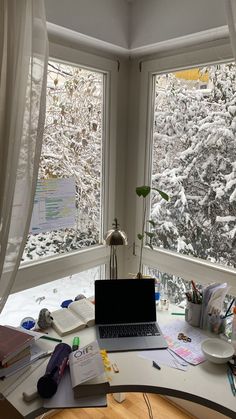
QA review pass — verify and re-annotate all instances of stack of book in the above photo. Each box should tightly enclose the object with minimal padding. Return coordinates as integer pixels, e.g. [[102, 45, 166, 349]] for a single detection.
[[0, 325, 35, 378]]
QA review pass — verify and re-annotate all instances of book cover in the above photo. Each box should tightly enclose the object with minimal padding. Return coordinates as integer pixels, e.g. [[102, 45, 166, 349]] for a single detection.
[[69, 340, 110, 399], [51, 299, 95, 337], [0, 326, 34, 366]]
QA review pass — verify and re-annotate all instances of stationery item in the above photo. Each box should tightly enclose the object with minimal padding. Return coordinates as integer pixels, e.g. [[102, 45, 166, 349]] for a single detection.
[[227, 368, 236, 396], [161, 319, 207, 365], [0, 325, 34, 366], [40, 335, 62, 343], [51, 298, 95, 336], [112, 363, 119, 373], [69, 340, 110, 399], [152, 360, 161, 370], [72, 337, 80, 351], [223, 298, 235, 319], [37, 343, 71, 398], [138, 348, 188, 371], [185, 301, 202, 327], [43, 367, 107, 409], [95, 278, 167, 352], [171, 312, 185, 316], [200, 283, 230, 329]]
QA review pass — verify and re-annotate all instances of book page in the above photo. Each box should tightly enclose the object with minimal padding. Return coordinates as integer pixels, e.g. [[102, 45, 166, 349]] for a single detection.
[[51, 308, 86, 336], [69, 299, 95, 327]]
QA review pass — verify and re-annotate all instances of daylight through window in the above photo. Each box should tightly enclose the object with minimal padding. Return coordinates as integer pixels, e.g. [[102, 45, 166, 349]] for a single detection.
[[22, 60, 104, 262], [150, 63, 236, 269]]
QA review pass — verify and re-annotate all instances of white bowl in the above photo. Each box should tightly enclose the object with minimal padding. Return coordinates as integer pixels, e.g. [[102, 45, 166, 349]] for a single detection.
[[201, 338, 234, 364]]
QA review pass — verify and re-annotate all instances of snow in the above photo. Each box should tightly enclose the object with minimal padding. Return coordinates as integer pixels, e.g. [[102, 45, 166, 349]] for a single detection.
[[0, 268, 98, 327]]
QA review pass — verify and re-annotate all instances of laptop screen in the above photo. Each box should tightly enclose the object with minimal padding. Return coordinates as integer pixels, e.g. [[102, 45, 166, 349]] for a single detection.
[[95, 278, 156, 324]]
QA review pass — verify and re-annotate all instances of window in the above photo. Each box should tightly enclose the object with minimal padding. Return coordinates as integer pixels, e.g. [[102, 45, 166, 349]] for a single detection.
[[150, 63, 236, 269], [135, 44, 236, 296], [12, 43, 117, 292], [22, 60, 104, 262]]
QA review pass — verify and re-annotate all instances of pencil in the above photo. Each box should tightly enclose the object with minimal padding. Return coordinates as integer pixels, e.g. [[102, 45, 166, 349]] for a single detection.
[[40, 335, 62, 343]]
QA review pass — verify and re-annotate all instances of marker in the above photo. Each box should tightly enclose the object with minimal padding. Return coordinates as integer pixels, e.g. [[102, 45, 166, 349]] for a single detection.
[[171, 312, 185, 316], [72, 336, 80, 351], [152, 361, 161, 370]]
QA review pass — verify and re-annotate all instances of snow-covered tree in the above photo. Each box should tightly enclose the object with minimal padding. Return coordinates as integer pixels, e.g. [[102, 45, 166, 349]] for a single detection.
[[151, 63, 236, 268]]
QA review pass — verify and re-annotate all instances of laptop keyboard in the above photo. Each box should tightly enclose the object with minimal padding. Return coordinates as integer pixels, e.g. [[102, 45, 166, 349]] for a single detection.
[[99, 323, 160, 338]]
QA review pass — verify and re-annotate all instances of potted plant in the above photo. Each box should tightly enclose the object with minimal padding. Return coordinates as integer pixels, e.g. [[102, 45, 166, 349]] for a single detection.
[[135, 185, 169, 278]]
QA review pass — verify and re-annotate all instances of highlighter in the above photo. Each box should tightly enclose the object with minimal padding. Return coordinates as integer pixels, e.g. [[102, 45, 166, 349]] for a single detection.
[[72, 336, 80, 351]]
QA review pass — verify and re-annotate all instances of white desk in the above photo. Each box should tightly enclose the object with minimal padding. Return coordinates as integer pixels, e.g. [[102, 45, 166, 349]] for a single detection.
[[1, 310, 235, 419]]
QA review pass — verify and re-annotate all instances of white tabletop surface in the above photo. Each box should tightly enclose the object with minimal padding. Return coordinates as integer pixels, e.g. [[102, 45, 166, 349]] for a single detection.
[[1, 307, 235, 419]]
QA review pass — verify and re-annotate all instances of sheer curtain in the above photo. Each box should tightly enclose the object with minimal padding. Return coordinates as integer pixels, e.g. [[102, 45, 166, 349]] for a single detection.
[[0, 0, 48, 312], [226, 0, 236, 62]]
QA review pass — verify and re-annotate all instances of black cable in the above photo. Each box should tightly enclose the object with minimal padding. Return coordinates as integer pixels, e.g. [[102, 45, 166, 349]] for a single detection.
[[143, 393, 154, 419]]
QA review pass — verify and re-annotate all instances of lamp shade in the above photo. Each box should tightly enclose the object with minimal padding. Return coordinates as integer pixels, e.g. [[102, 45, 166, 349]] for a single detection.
[[104, 218, 128, 246]]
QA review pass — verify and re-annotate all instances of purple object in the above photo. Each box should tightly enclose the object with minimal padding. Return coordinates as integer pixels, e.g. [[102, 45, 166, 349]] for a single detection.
[[37, 343, 71, 398]]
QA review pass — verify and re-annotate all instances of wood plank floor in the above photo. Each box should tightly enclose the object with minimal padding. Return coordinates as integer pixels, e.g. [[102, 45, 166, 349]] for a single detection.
[[49, 393, 195, 419]]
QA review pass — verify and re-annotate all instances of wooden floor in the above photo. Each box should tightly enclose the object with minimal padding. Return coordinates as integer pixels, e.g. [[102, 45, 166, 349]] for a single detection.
[[49, 393, 194, 419]]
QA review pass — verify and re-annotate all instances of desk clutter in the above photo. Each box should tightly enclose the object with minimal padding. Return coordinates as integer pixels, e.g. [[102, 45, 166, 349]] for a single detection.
[[185, 281, 234, 335]]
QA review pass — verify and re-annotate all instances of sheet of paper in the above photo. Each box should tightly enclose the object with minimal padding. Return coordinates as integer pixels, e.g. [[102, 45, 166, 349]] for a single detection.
[[161, 319, 207, 365], [44, 367, 107, 408], [138, 349, 188, 371]]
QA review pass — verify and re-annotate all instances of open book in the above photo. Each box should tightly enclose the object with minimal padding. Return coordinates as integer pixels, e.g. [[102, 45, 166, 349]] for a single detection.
[[69, 340, 110, 399], [51, 299, 95, 336]]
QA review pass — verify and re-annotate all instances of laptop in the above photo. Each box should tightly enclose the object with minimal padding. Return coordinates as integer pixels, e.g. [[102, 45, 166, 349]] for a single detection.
[[95, 278, 168, 352]]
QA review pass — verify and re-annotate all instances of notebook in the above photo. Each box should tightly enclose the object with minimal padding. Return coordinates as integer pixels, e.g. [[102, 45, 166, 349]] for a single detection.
[[95, 278, 168, 352]]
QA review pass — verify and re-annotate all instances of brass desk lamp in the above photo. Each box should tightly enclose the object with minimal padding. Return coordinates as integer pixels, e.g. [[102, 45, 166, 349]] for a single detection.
[[104, 218, 128, 279]]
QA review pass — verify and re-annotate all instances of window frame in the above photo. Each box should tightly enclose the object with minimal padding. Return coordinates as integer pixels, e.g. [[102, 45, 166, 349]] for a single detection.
[[11, 41, 118, 293], [134, 42, 236, 295]]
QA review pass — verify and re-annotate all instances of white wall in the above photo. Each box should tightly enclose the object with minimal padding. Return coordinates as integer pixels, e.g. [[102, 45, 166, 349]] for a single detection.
[[45, 0, 227, 51], [45, 0, 130, 48], [129, 0, 227, 49]]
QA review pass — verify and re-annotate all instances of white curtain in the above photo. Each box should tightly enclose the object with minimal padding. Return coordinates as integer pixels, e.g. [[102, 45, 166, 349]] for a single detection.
[[0, 0, 48, 312], [225, 0, 236, 62]]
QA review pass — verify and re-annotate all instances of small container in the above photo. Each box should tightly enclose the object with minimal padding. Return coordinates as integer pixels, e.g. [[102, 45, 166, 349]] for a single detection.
[[185, 301, 201, 327], [154, 279, 161, 305], [159, 286, 169, 311]]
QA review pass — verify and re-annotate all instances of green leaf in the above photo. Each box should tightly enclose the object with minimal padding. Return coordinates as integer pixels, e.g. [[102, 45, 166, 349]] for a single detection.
[[148, 219, 156, 227], [145, 232, 155, 238], [152, 188, 169, 201], [137, 234, 144, 240], [147, 243, 154, 250], [136, 186, 151, 198]]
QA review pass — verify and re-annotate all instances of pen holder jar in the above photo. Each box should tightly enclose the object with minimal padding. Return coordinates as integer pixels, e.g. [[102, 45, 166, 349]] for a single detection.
[[185, 301, 202, 327]]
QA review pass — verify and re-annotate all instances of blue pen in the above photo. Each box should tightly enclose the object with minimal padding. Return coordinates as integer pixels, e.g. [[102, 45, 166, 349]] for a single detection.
[[227, 368, 236, 396]]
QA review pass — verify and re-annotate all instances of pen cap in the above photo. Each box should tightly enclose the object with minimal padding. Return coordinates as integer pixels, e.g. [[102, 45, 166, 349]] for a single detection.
[[37, 343, 71, 398]]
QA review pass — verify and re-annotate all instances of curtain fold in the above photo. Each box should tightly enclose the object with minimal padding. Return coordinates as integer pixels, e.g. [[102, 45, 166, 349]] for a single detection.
[[0, 0, 48, 312], [225, 0, 236, 63]]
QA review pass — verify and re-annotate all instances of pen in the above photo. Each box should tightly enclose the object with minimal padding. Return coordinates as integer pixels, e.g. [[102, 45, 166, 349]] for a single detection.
[[152, 361, 161, 370], [72, 336, 80, 351], [171, 312, 185, 316], [40, 335, 62, 343], [227, 368, 236, 396]]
